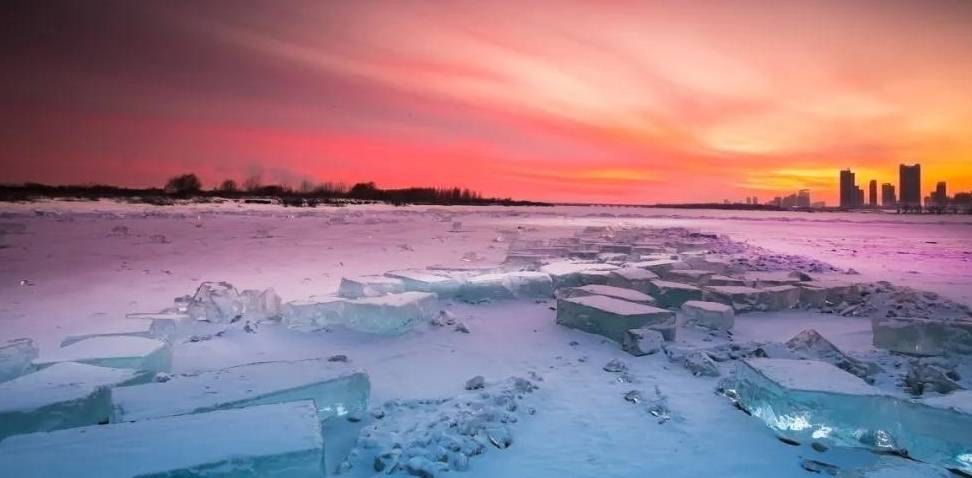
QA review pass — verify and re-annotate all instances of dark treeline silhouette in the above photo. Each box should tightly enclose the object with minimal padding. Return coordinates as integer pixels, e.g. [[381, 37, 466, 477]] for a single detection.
[[0, 173, 548, 207]]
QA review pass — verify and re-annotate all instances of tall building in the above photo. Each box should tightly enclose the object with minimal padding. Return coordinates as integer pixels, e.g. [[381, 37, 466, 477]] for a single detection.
[[899, 164, 921, 207], [839, 169, 858, 208], [797, 189, 811, 208], [856, 187, 864, 207], [881, 183, 896, 207], [868, 180, 877, 207], [931, 181, 948, 206]]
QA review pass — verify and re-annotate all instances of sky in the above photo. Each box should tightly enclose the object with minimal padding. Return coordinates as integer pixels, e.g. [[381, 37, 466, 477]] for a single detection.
[[2, 0, 971, 204]]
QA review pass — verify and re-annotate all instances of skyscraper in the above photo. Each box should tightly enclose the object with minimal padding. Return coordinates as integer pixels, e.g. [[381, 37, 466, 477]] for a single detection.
[[899, 164, 921, 207], [856, 187, 864, 207], [931, 181, 947, 206], [868, 180, 877, 206], [881, 183, 896, 207], [797, 189, 810, 208], [840, 169, 857, 208]]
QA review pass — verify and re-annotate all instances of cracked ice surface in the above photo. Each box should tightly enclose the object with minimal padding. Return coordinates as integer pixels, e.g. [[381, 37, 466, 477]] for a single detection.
[[1, 201, 971, 477]]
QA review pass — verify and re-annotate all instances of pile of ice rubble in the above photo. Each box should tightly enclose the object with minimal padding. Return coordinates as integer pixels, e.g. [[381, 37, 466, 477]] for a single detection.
[[1, 225, 971, 476]]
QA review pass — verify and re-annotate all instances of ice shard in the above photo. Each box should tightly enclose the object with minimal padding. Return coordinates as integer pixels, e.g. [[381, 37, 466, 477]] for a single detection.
[[0, 401, 326, 477], [732, 359, 972, 474], [0, 362, 138, 440], [0, 338, 38, 383], [186, 281, 244, 323], [112, 358, 369, 422], [34, 336, 171, 374], [240, 288, 283, 321], [556, 295, 675, 343], [342, 291, 438, 335]]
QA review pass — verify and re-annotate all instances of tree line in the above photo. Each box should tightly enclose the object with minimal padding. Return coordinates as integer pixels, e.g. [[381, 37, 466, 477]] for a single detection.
[[0, 173, 548, 207]]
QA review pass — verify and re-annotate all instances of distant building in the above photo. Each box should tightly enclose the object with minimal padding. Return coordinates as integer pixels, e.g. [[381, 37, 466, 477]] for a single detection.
[[839, 169, 858, 208], [780, 193, 798, 208], [856, 187, 864, 207], [931, 181, 948, 207], [752, 196, 758, 205], [881, 183, 896, 207], [797, 189, 811, 208], [899, 164, 921, 208], [868, 180, 877, 207], [812, 201, 826, 208], [746, 197, 752, 205]]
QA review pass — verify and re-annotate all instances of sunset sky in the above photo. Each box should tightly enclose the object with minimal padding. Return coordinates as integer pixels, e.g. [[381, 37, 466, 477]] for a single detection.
[[2, 0, 971, 204]]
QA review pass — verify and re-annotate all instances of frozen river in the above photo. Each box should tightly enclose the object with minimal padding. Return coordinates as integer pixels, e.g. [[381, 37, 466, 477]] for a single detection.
[[1, 200, 970, 477]]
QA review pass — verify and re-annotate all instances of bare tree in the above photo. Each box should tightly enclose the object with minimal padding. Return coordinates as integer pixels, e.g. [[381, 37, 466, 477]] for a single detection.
[[218, 179, 238, 193]]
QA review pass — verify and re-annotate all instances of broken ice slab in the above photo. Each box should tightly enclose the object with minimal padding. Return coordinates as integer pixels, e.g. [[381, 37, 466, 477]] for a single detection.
[[240, 288, 283, 321], [732, 359, 892, 446], [628, 258, 685, 275], [186, 281, 244, 323], [60, 319, 175, 347], [681, 256, 732, 274], [740, 271, 804, 287], [707, 275, 747, 286], [662, 269, 714, 285], [503, 252, 546, 268], [342, 291, 438, 335], [338, 275, 405, 299], [282, 297, 346, 332], [593, 243, 632, 254], [560, 285, 657, 305], [567, 249, 599, 260], [839, 457, 953, 478], [681, 300, 735, 330], [703, 285, 763, 312], [645, 280, 703, 308], [0, 338, 38, 383], [597, 252, 629, 263], [385, 270, 462, 297], [458, 271, 553, 302], [34, 336, 171, 374], [0, 362, 139, 441], [733, 359, 972, 473], [631, 243, 669, 255], [123, 312, 182, 340], [0, 401, 325, 477], [871, 317, 972, 356], [556, 295, 675, 343], [623, 327, 665, 356], [606, 267, 661, 293], [539, 261, 619, 288], [112, 358, 369, 422], [796, 278, 863, 307], [911, 391, 972, 473], [758, 285, 801, 311]]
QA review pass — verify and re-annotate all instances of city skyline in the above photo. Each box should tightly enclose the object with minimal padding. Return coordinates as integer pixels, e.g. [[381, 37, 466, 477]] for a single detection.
[[3, 1, 972, 205]]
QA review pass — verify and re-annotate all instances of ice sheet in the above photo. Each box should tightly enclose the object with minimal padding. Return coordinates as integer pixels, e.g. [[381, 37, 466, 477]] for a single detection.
[[34, 336, 171, 374], [112, 358, 369, 422], [0, 401, 325, 477], [0, 362, 138, 440]]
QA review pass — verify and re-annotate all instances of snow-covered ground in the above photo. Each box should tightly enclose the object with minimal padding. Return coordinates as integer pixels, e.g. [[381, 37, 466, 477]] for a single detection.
[[1, 200, 970, 477]]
